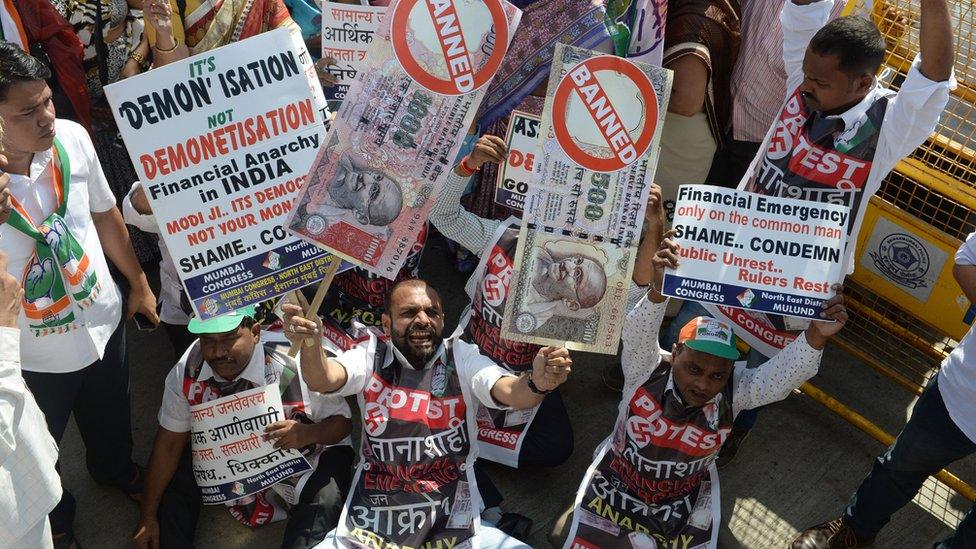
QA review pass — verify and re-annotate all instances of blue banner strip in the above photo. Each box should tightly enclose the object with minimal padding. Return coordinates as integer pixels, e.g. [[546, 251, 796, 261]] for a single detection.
[[186, 240, 352, 318], [200, 457, 312, 504], [662, 274, 827, 320]]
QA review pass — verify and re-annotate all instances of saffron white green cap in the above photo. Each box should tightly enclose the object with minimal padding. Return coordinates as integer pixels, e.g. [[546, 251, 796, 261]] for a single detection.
[[678, 316, 739, 360]]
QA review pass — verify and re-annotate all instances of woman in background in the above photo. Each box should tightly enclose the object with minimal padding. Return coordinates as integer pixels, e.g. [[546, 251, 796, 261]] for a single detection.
[[52, 0, 157, 263]]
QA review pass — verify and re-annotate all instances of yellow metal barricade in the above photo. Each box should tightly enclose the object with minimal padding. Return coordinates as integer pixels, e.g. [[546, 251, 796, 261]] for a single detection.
[[799, 0, 976, 504]]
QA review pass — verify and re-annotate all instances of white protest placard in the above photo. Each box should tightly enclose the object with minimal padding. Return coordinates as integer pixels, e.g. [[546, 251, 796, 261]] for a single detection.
[[493, 110, 541, 214], [105, 29, 343, 320], [662, 185, 850, 320], [189, 384, 311, 504], [320, 3, 386, 107]]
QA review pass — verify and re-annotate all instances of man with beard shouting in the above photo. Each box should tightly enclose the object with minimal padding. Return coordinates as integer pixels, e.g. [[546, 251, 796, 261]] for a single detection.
[[281, 278, 572, 549]]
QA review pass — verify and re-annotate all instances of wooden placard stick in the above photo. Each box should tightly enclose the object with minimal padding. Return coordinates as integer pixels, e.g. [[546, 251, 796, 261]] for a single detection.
[[287, 259, 341, 357]]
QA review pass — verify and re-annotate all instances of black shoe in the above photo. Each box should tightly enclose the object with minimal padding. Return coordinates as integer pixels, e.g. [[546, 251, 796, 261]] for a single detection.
[[715, 428, 750, 469], [602, 363, 624, 393], [792, 517, 875, 548], [495, 512, 533, 542]]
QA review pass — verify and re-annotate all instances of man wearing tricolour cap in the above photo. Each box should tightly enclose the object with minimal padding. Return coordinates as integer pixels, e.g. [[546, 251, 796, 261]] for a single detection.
[[550, 232, 849, 548], [133, 305, 355, 549]]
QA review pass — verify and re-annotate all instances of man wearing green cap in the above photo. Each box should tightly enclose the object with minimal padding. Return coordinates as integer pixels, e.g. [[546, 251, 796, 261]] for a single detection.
[[550, 232, 849, 548], [132, 304, 355, 549]]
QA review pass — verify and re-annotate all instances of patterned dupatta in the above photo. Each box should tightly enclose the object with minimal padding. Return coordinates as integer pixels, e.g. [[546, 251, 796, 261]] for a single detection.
[[184, 0, 291, 55], [6, 138, 100, 336]]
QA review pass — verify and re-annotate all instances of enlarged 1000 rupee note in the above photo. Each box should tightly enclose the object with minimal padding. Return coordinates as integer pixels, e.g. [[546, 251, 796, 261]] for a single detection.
[[501, 43, 672, 354], [287, 0, 522, 280]]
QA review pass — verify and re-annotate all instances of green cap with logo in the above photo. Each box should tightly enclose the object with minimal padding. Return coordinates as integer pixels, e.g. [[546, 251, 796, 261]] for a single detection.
[[187, 304, 258, 335], [678, 316, 740, 360]]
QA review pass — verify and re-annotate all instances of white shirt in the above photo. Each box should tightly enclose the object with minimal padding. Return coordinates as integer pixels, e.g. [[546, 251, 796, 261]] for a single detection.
[[0, 327, 62, 543], [938, 233, 976, 443], [123, 182, 188, 325], [0, 119, 123, 373], [778, 0, 956, 273], [158, 334, 353, 443]]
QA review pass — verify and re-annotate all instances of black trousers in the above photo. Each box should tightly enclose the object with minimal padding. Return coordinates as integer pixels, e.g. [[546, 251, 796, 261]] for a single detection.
[[517, 389, 573, 468], [158, 445, 355, 549], [162, 321, 196, 359], [22, 318, 137, 537], [706, 139, 763, 188], [476, 390, 574, 508]]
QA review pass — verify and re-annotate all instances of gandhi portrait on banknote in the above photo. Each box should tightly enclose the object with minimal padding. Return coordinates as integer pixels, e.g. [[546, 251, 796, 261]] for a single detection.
[[305, 153, 404, 229], [520, 238, 609, 330]]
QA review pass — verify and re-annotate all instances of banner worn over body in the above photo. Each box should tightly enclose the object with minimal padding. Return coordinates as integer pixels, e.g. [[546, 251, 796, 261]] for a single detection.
[[320, 4, 386, 108], [105, 29, 342, 319], [663, 185, 850, 320], [287, 0, 523, 279], [493, 111, 541, 215], [501, 44, 673, 355], [190, 384, 311, 504]]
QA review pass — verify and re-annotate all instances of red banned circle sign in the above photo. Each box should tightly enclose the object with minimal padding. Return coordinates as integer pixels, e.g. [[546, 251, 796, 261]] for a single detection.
[[552, 55, 658, 173], [391, 0, 510, 96]]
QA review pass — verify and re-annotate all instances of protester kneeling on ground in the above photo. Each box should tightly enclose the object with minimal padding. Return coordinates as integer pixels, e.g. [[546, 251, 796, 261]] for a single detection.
[[282, 278, 572, 548], [550, 227, 849, 548], [132, 305, 354, 549]]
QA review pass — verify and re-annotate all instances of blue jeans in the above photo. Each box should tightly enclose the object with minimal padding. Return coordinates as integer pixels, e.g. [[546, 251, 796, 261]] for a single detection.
[[660, 301, 766, 430], [845, 376, 976, 548]]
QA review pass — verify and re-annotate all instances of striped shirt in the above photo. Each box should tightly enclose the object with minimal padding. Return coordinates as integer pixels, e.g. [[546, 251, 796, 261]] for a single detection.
[[731, 0, 847, 142]]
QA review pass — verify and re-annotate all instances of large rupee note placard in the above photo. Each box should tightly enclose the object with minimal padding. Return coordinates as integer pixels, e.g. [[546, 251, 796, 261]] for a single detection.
[[501, 44, 672, 354], [105, 29, 340, 320], [287, 0, 522, 279]]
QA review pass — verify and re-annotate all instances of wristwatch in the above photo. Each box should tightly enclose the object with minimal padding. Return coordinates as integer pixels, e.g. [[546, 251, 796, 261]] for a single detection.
[[525, 372, 553, 395]]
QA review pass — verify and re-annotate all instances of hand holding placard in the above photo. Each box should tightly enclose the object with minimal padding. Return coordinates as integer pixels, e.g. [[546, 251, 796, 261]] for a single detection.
[[662, 185, 849, 321]]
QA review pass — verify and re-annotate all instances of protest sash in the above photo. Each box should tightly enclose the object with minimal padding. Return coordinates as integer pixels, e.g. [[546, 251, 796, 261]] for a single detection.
[[564, 360, 729, 549], [7, 139, 102, 336], [454, 219, 542, 467], [702, 88, 889, 357], [337, 339, 481, 548]]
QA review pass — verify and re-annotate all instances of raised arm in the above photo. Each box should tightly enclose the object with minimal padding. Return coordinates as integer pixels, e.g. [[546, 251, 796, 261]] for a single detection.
[[281, 302, 356, 394], [918, 0, 953, 82], [143, 0, 189, 67], [489, 346, 572, 410], [783, 0, 836, 92], [876, 0, 955, 175], [632, 184, 665, 287], [732, 289, 848, 414], [428, 135, 506, 256], [620, 195, 670, 395]]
